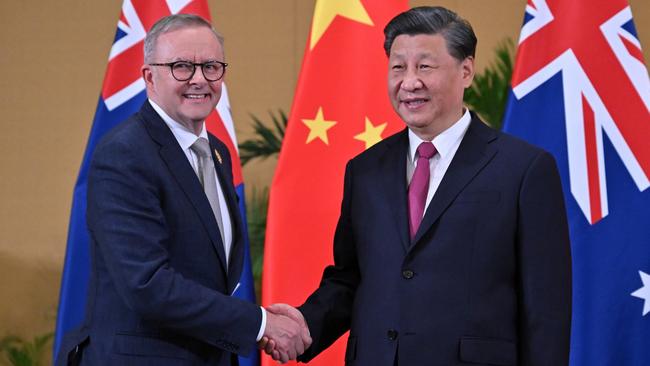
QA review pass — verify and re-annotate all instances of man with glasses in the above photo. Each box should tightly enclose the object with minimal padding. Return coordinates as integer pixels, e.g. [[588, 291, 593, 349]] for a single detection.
[[56, 14, 310, 366]]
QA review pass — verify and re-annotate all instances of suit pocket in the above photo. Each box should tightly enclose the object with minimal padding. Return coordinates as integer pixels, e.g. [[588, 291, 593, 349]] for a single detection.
[[112, 333, 191, 360], [345, 336, 357, 363], [459, 336, 516, 365]]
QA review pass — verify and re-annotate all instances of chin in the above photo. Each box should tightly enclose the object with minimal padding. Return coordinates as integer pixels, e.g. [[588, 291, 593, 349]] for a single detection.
[[405, 122, 429, 131], [186, 107, 214, 119], [402, 116, 429, 127]]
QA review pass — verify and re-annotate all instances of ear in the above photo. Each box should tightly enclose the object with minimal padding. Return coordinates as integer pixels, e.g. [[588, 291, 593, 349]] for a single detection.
[[461, 56, 475, 88], [141, 64, 154, 88]]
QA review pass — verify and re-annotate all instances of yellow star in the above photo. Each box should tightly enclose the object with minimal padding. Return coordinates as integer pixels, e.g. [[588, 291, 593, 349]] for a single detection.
[[310, 0, 373, 50], [354, 117, 387, 149], [302, 107, 337, 145]]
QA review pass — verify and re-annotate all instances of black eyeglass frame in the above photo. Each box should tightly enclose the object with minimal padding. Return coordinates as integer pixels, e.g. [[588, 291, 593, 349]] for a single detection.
[[148, 60, 228, 82]]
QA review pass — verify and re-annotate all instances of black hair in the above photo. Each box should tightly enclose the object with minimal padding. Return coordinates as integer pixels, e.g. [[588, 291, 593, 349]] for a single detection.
[[383, 6, 477, 61]]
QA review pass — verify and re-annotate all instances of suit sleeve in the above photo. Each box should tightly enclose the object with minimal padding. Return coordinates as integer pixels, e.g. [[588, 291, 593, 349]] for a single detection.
[[516, 151, 572, 365], [87, 137, 261, 356], [298, 160, 360, 362]]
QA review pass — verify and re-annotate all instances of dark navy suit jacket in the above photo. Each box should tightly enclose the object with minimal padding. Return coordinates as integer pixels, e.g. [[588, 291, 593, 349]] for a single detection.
[[56, 101, 260, 366], [299, 113, 572, 366]]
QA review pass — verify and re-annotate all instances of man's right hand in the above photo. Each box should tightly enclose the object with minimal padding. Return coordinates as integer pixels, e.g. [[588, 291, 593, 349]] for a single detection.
[[260, 304, 312, 363]]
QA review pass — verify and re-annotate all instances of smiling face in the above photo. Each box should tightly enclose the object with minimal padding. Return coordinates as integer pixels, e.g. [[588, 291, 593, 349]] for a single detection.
[[388, 33, 474, 140], [142, 26, 224, 133]]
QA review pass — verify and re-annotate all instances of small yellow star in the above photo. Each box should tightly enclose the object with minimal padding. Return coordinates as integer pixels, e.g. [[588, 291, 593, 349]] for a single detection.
[[310, 0, 373, 50], [354, 117, 387, 149], [302, 107, 337, 145]]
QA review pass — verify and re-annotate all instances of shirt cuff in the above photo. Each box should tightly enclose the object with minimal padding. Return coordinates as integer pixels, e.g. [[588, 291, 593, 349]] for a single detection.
[[256, 307, 267, 342]]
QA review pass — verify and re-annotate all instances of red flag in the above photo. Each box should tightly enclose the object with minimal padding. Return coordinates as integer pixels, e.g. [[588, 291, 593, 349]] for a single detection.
[[262, 1, 408, 365]]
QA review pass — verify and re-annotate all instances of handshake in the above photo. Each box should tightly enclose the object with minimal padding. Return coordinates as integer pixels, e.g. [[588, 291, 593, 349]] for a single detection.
[[259, 304, 312, 364]]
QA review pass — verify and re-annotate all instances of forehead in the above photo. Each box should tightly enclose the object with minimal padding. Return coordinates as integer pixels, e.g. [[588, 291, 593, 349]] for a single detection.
[[154, 26, 223, 60], [389, 33, 450, 59]]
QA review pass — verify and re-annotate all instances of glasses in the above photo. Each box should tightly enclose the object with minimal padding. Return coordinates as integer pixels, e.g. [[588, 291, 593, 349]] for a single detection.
[[148, 60, 228, 82]]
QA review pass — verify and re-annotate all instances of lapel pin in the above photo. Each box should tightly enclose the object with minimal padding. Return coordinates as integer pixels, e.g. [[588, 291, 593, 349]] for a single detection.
[[214, 149, 223, 164]]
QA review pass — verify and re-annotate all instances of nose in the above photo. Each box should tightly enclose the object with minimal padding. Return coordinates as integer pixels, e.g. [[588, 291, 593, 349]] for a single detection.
[[400, 69, 423, 91]]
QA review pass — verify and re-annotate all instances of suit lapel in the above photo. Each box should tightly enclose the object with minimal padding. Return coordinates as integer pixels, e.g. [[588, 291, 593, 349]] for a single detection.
[[412, 116, 498, 246], [139, 102, 229, 274], [379, 129, 411, 252]]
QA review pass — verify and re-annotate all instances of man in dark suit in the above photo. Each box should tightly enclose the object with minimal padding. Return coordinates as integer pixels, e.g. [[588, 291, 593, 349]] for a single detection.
[[56, 14, 309, 366], [264, 6, 571, 366]]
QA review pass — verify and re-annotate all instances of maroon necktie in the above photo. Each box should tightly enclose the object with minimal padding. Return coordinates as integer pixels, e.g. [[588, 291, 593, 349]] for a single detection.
[[408, 142, 437, 239]]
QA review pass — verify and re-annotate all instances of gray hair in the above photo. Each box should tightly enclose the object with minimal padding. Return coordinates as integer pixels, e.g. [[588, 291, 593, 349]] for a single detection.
[[383, 6, 477, 61], [143, 14, 224, 63]]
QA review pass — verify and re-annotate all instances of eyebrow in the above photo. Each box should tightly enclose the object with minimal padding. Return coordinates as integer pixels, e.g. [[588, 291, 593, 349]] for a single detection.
[[168, 58, 222, 63], [390, 52, 437, 60]]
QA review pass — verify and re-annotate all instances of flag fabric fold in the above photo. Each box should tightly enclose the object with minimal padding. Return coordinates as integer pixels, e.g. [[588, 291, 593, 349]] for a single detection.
[[262, 1, 408, 365], [54, 2, 258, 365], [503, 0, 650, 364]]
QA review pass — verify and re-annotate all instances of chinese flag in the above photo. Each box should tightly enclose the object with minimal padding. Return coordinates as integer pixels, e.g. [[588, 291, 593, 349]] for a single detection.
[[262, 1, 408, 365]]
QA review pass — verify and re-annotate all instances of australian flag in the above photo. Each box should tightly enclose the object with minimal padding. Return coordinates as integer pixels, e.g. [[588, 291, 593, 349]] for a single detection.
[[503, 0, 650, 364], [53, 1, 259, 365]]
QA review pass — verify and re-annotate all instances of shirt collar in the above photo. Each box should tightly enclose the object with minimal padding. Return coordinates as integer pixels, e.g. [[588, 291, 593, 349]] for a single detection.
[[408, 108, 471, 162], [149, 99, 208, 150]]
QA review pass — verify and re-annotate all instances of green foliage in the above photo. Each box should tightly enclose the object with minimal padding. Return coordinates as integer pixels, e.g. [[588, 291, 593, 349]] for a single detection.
[[238, 110, 287, 166], [246, 186, 269, 302], [464, 38, 515, 130], [0, 333, 53, 366]]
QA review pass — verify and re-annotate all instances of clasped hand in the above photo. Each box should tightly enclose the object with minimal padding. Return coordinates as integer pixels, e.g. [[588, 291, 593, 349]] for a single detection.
[[259, 303, 311, 364]]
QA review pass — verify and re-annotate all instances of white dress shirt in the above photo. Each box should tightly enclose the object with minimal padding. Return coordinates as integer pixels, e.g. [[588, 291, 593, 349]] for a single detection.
[[407, 108, 472, 215], [149, 99, 266, 341], [150, 100, 234, 260]]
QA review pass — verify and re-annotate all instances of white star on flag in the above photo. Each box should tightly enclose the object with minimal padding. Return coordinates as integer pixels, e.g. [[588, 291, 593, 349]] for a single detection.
[[631, 271, 650, 316]]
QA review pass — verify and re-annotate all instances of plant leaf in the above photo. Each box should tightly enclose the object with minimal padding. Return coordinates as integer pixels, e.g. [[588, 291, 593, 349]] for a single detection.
[[238, 110, 288, 166], [464, 38, 514, 130]]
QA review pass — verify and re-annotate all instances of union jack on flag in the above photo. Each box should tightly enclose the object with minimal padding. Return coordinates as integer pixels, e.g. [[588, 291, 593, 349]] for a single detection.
[[503, 0, 650, 364], [54, 2, 259, 365]]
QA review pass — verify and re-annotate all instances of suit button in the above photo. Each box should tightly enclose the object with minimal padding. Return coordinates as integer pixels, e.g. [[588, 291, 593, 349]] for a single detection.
[[387, 329, 398, 340], [402, 269, 414, 279]]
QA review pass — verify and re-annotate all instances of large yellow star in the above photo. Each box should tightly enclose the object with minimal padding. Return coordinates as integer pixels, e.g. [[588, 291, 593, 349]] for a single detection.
[[302, 107, 337, 145], [354, 117, 387, 149], [310, 0, 373, 50]]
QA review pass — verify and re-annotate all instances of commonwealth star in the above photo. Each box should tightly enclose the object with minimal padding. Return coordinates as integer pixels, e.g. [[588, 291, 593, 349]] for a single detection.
[[631, 270, 650, 316]]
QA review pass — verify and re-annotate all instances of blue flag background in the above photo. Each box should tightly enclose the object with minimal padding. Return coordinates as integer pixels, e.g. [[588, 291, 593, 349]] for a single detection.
[[504, 0, 650, 364]]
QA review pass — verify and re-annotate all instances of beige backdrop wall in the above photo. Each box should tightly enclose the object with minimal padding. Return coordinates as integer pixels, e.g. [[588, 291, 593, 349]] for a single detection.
[[0, 0, 648, 355]]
